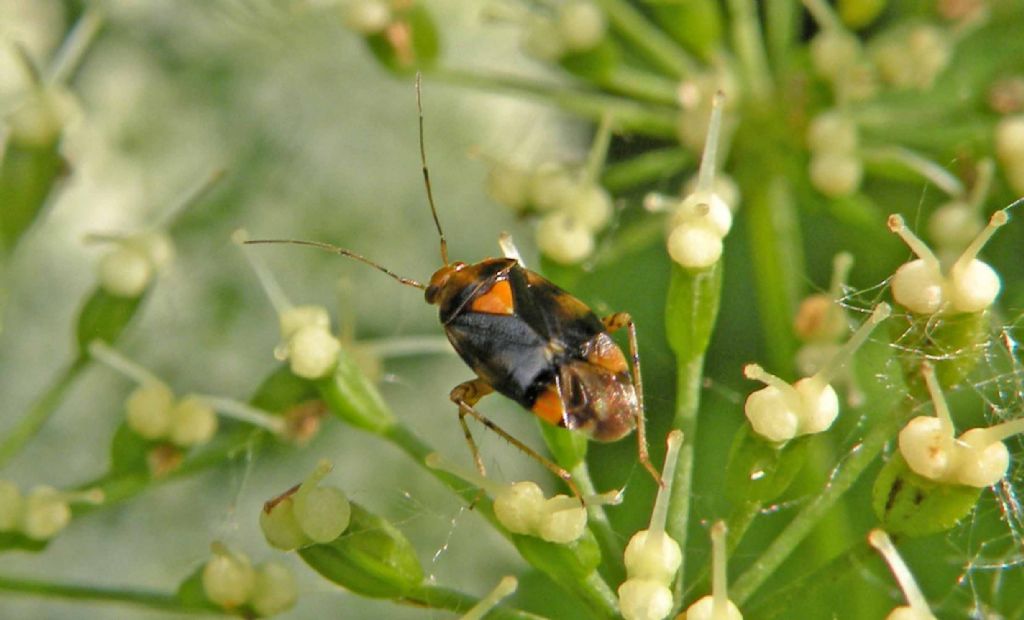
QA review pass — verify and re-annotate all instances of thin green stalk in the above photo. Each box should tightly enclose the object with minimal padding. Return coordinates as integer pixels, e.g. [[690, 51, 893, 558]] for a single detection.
[[729, 397, 917, 604], [600, 147, 692, 194], [0, 575, 208, 614], [591, 0, 697, 77], [602, 65, 680, 105], [727, 499, 762, 553], [764, 0, 798, 74], [431, 68, 679, 138], [403, 584, 546, 620], [0, 355, 89, 469], [667, 354, 706, 598], [727, 0, 774, 101]]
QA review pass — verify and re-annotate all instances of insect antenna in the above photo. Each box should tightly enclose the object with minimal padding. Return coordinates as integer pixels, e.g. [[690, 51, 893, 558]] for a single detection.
[[242, 238, 426, 290], [415, 72, 449, 266]]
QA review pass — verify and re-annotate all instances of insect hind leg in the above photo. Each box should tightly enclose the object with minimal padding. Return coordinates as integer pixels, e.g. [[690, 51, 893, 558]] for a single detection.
[[450, 379, 582, 501], [602, 312, 663, 487]]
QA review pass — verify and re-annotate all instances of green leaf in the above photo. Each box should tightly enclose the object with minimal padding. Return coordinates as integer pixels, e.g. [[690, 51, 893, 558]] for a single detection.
[[664, 260, 722, 360], [512, 527, 601, 586], [76, 288, 145, 356], [725, 425, 811, 504], [316, 348, 395, 434], [0, 140, 66, 253], [109, 422, 152, 475], [249, 364, 318, 413], [299, 502, 424, 599], [872, 451, 983, 537]]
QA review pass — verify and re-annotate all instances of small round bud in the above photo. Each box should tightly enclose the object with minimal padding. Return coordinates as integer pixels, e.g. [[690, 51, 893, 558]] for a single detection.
[[536, 496, 587, 544], [529, 164, 576, 212], [169, 396, 218, 447], [682, 174, 741, 213], [493, 481, 545, 535], [809, 151, 863, 197], [744, 386, 800, 443], [0, 481, 24, 531], [343, 0, 392, 34], [522, 17, 566, 62], [557, 1, 607, 52], [260, 497, 309, 551], [888, 606, 936, 620], [810, 30, 862, 80], [667, 222, 723, 270], [794, 295, 847, 342], [890, 260, 944, 314], [202, 546, 255, 609], [995, 115, 1024, 162], [898, 417, 954, 481], [98, 246, 153, 298], [807, 111, 859, 154], [293, 486, 351, 543], [686, 595, 744, 620], [536, 211, 595, 265], [125, 382, 175, 440], [792, 378, 840, 435], [955, 428, 1010, 488], [287, 325, 342, 379], [279, 305, 330, 342], [617, 578, 674, 620], [565, 183, 614, 232], [623, 530, 682, 584], [21, 486, 71, 540], [486, 163, 533, 211], [927, 201, 982, 250], [670, 192, 732, 237], [251, 562, 298, 616], [948, 260, 1001, 313], [133, 231, 176, 270]]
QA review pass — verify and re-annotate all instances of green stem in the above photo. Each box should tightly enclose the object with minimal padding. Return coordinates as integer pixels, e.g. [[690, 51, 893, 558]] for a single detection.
[[602, 65, 680, 105], [431, 68, 679, 138], [0, 356, 89, 469], [727, 0, 774, 101], [600, 147, 693, 194], [402, 584, 545, 620], [729, 397, 917, 604], [668, 354, 706, 600], [591, 0, 697, 77], [764, 0, 798, 74], [727, 499, 762, 553], [0, 574, 209, 615]]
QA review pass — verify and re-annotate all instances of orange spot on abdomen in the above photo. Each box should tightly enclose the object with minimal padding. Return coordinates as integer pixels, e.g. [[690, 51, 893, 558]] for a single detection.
[[531, 385, 566, 426]]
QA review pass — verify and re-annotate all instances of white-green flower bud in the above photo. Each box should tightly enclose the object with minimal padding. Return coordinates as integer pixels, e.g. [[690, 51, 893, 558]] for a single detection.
[[810, 30, 862, 81], [617, 578, 674, 620], [133, 231, 176, 271], [98, 245, 153, 298], [557, 1, 607, 52], [807, 111, 859, 154], [927, 201, 983, 250], [293, 486, 351, 543], [623, 530, 682, 584], [522, 16, 566, 62], [21, 486, 71, 541], [536, 495, 588, 544], [868, 530, 937, 620], [564, 183, 613, 232], [202, 544, 256, 609], [667, 221, 723, 270], [529, 163, 576, 212], [343, 0, 392, 34], [278, 305, 330, 343], [287, 325, 342, 379], [686, 596, 744, 620], [493, 481, 546, 535], [125, 381, 175, 440], [260, 496, 309, 551], [486, 163, 533, 211], [995, 115, 1024, 162], [536, 211, 595, 265], [0, 481, 24, 531], [168, 395, 218, 447], [809, 151, 863, 197], [251, 561, 298, 616], [682, 174, 741, 214]]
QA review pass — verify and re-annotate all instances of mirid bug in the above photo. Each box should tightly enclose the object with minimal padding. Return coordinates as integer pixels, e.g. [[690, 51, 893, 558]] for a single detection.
[[247, 76, 660, 495]]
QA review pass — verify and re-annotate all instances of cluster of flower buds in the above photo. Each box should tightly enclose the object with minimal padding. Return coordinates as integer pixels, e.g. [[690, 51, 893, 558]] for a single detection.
[[793, 253, 866, 405], [426, 452, 619, 544], [899, 364, 1024, 488], [235, 231, 343, 379], [870, 23, 953, 91], [260, 460, 352, 550], [513, 1, 607, 63], [618, 431, 683, 620], [685, 521, 743, 620], [744, 303, 890, 443], [995, 114, 1024, 194], [201, 542, 297, 616], [867, 529, 937, 620], [806, 1, 877, 102], [646, 92, 734, 270], [806, 110, 863, 198], [489, 159, 615, 265], [888, 209, 1008, 315], [0, 480, 102, 541]]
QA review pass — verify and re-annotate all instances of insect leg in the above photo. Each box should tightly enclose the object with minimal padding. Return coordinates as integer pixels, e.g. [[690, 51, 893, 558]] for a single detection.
[[602, 312, 663, 486], [450, 380, 582, 501]]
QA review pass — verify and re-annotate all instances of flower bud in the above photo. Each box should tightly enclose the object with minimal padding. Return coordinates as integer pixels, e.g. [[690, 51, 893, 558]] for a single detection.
[[292, 460, 351, 544], [287, 325, 342, 379], [564, 183, 614, 232], [0, 481, 24, 531], [486, 163, 533, 211], [810, 30, 862, 81], [536, 495, 588, 544], [125, 381, 175, 440], [667, 222, 723, 270], [251, 561, 298, 616], [493, 481, 546, 535], [557, 1, 606, 52], [868, 530, 937, 620], [623, 530, 682, 584], [168, 395, 218, 447], [995, 115, 1024, 163], [260, 495, 309, 551], [927, 201, 983, 251], [21, 486, 70, 541], [343, 0, 392, 34], [809, 151, 863, 197], [521, 16, 566, 62], [98, 245, 153, 298], [536, 211, 595, 265], [807, 111, 859, 154], [278, 305, 330, 344], [686, 521, 743, 619], [617, 579, 673, 620], [202, 544, 256, 609]]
